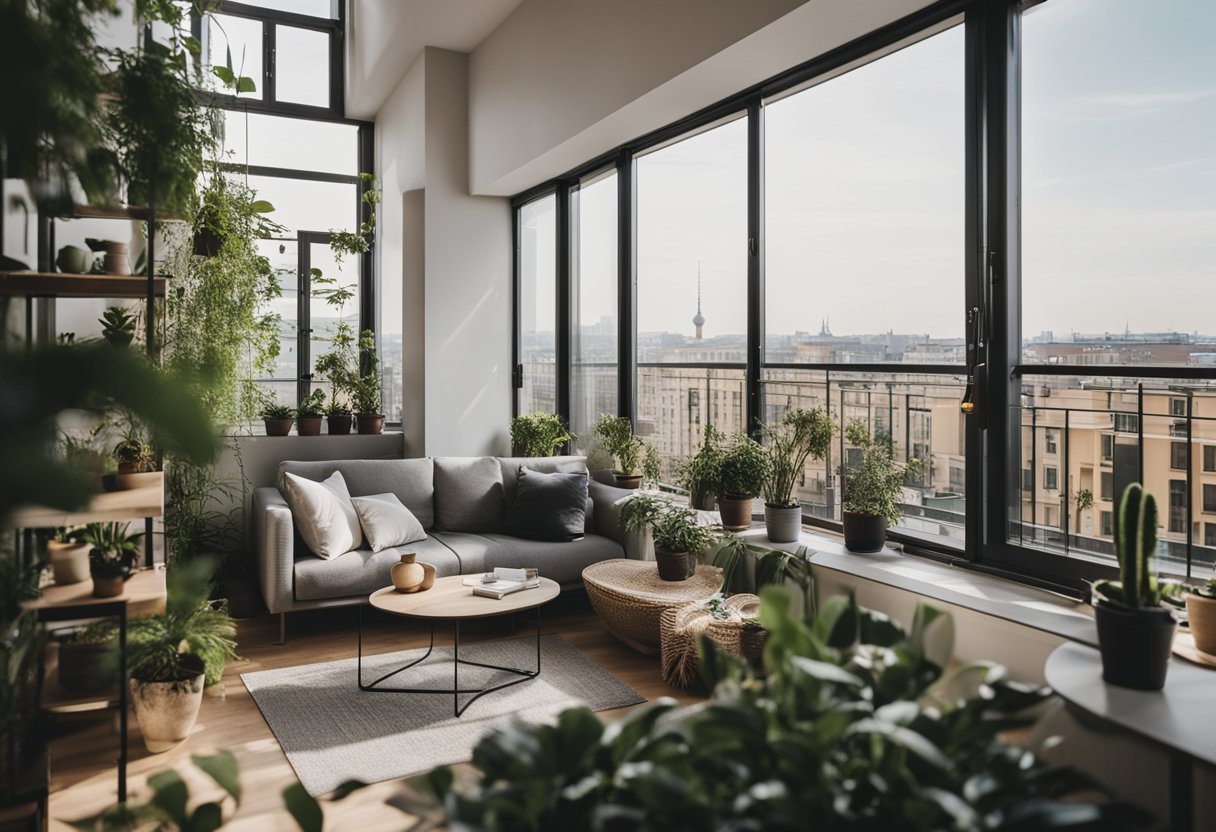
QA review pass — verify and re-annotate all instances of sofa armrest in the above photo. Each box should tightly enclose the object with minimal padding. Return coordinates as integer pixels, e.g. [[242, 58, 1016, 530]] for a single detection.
[[254, 487, 296, 615], [589, 480, 652, 560]]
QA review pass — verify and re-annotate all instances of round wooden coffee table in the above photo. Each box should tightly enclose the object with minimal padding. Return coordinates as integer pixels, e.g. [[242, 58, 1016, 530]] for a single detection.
[[358, 575, 560, 717], [582, 559, 723, 654]]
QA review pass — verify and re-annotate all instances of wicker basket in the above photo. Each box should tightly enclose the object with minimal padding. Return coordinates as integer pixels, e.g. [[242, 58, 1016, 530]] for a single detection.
[[660, 594, 766, 689], [582, 559, 723, 654]]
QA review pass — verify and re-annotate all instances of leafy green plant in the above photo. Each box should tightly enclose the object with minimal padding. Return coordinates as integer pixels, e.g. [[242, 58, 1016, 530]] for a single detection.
[[80, 521, 142, 573], [592, 413, 643, 474], [842, 419, 922, 524], [312, 272, 358, 412], [676, 424, 724, 499], [622, 494, 716, 556], [113, 437, 154, 470], [762, 407, 835, 507], [297, 389, 326, 419], [163, 453, 243, 569], [1093, 483, 1181, 609], [329, 173, 380, 264], [425, 587, 1152, 831], [705, 535, 813, 606], [1075, 488, 1094, 512], [100, 305, 137, 348], [510, 412, 574, 457], [349, 329, 381, 415], [641, 441, 662, 488], [718, 432, 771, 499], [261, 403, 294, 420], [0, 555, 45, 808]]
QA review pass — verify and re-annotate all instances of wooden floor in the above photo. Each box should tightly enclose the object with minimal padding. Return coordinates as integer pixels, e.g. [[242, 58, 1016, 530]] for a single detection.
[[47, 592, 703, 830]]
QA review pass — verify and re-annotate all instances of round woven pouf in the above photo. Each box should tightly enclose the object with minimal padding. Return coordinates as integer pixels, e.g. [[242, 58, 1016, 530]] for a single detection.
[[582, 559, 723, 654], [660, 594, 765, 689]]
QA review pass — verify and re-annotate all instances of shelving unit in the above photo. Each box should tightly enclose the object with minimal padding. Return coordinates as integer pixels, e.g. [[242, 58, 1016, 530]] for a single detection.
[[0, 271, 166, 300], [8, 472, 164, 529]]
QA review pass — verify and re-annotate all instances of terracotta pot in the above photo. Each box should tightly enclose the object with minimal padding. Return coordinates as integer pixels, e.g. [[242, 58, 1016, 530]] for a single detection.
[[91, 563, 131, 598], [297, 416, 323, 436], [47, 540, 91, 584], [1094, 601, 1176, 691], [356, 413, 385, 435], [130, 658, 206, 753], [764, 503, 802, 544], [1186, 593, 1216, 656], [327, 414, 353, 435], [655, 546, 695, 582], [58, 639, 117, 696], [103, 241, 130, 275], [263, 417, 293, 437], [391, 552, 436, 593], [614, 472, 642, 490], [718, 496, 754, 531], [842, 511, 886, 553], [117, 460, 145, 475]]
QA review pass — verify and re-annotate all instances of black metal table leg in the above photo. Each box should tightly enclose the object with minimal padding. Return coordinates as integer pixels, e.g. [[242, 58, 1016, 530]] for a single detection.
[[118, 605, 127, 803]]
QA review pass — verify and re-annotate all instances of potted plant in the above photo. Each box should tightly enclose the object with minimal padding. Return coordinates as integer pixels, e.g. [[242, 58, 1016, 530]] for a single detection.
[[82, 522, 142, 598], [57, 621, 117, 697], [511, 412, 574, 457], [621, 494, 716, 581], [261, 402, 295, 437], [352, 330, 384, 435], [128, 559, 239, 751], [315, 318, 356, 435], [325, 400, 353, 436], [641, 442, 662, 490], [113, 437, 153, 475], [761, 408, 836, 543], [100, 305, 136, 349], [840, 420, 921, 553], [717, 432, 771, 532], [1186, 576, 1216, 656], [296, 389, 326, 436], [46, 527, 90, 585], [593, 414, 645, 488], [677, 425, 724, 511], [1092, 483, 1180, 691]]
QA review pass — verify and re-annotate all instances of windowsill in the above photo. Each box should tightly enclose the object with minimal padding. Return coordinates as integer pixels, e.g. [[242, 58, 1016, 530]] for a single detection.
[[739, 527, 1099, 647]]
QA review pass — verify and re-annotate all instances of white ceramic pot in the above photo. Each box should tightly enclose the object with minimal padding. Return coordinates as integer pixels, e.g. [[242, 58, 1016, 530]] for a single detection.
[[47, 540, 91, 584], [130, 672, 205, 752]]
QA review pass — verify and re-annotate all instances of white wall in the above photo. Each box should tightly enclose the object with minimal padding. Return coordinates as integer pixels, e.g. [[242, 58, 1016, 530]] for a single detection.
[[377, 48, 513, 457]]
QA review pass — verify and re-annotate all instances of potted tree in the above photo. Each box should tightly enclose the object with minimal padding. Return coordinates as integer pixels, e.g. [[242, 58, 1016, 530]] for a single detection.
[[1092, 483, 1180, 691], [1185, 576, 1216, 656], [316, 321, 356, 436], [352, 330, 384, 435], [511, 412, 574, 457], [593, 414, 645, 488], [677, 425, 723, 511], [46, 527, 90, 585], [261, 402, 295, 437], [128, 566, 238, 752], [81, 522, 142, 598], [841, 420, 921, 553], [296, 389, 325, 436], [762, 408, 836, 543], [621, 494, 716, 581], [717, 432, 771, 532]]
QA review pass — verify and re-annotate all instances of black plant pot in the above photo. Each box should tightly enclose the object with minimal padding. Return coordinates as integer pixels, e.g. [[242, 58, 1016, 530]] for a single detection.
[[655, 546, 695, 582], [327, 414, 353, 435], [842, 511, 886, 553], [1094, 601, 1176, 691]]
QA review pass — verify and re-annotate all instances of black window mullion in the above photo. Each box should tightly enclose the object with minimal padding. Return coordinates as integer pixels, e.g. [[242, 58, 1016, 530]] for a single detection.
[[511, 205, 522, 417], [264, 19, 276, 107], [556, 185, 572, 427], [746, 99, 764, 440], [963, 6, 984, 562], [618, 151, 637, 425], [358, 124, 375, 370]]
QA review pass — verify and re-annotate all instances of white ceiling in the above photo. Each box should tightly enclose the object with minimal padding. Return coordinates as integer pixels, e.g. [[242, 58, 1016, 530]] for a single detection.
[[345, 0, 525, 119]]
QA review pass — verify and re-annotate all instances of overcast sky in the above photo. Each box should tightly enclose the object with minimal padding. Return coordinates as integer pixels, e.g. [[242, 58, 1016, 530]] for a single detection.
[[521, 0, 1215, 343]]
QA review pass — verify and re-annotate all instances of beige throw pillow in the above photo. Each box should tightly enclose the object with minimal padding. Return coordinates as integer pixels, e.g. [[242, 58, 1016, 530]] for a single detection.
[[282, 470, 363, 559], [352, 493, 428, 552]]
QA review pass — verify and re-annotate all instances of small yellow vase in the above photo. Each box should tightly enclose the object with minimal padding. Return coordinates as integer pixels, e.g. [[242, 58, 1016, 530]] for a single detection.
[[391, 552, 435, 593]]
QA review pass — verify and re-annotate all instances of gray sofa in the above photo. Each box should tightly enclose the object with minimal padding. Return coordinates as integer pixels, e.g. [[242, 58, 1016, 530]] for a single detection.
[[253, 455, 640, 633]]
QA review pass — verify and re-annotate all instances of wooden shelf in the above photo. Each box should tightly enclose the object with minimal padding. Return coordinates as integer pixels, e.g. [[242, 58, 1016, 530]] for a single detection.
[[40, 642, 120, 715], [8, 472, 164, 529], [60, 204, 185, 222], [24, 567, 167, 617], [0, 271, 166, 299]]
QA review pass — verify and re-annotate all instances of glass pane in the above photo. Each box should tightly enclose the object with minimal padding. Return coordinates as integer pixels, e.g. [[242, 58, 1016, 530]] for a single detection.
[[241, 175, 355, 233], [1022, 0, 1216, 364], [207, 14, 262, 100], [636, 117, 746, 362], [518, 195, 557, 415], [571, 170, 618, 451], [242, 0, 334, 18], [308, 241, 359, 404], [218, 111, 357, 174], [274, 24, 330, 108], [636, 367, 747, 484], [252, 237, 298, 387], [764, 26, 964, 361], [1012, 375, 1216, 580]]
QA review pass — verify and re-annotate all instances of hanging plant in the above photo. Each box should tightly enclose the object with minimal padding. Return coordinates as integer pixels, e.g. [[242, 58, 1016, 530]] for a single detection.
[[329, 173, 380, 264]]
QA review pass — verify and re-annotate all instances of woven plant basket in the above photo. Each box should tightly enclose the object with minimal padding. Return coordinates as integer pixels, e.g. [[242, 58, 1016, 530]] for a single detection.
[[582, 559, 723, 654], [660, 594, 765, 689]]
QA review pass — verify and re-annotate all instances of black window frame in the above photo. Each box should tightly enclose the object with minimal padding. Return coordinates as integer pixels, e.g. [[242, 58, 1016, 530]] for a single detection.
[[507, 0, 1216, 595]]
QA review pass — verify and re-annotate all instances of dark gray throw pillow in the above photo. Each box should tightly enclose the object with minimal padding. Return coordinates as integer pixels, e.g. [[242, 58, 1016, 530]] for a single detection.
[[502, 466, 589, 542]]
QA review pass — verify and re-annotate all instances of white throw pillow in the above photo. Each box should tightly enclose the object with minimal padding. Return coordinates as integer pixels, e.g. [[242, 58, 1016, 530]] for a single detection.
[[282, 471, 363, 559], [351, 493, 428, 553]]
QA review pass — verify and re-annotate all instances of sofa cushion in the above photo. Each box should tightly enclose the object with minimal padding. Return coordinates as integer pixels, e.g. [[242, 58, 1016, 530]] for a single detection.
[[430, 531, 623, 587], [281, 471, 363, 559], [432, 457, 504, 533], [501, 467, 588, 541], [498, 455, 594, 533], [352, 493, 427, 552], [278, 459, 435, 529], [293, 537, 461, 601]]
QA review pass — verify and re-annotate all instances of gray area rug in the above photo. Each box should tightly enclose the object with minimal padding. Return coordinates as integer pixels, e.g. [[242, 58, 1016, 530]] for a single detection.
[[242, 634, 645, 796]]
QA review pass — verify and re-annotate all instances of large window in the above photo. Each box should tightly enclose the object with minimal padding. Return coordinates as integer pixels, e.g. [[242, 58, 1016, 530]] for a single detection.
[[517, 194, 558, 415], [570, 170, 618, 451]]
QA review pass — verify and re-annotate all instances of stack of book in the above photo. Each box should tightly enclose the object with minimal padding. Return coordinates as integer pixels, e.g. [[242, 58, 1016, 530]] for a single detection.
[[463, 567, 540, 599]]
